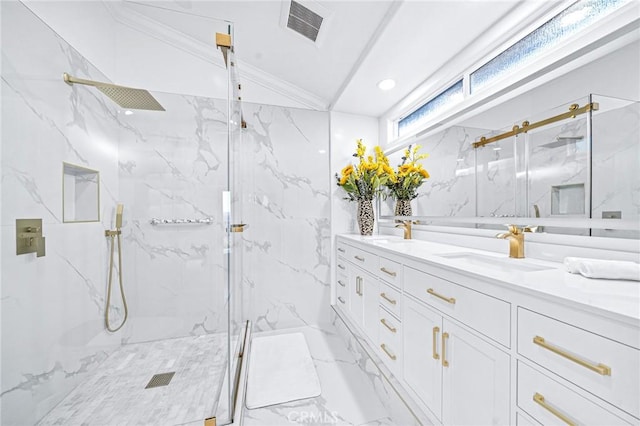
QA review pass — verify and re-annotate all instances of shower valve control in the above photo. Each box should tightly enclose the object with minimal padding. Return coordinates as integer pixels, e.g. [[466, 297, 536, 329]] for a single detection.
[[16, 218, 46, 257]]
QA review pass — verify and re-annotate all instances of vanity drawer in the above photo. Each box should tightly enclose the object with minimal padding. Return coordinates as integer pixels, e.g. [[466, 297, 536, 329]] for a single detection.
[[376, 256, 403, 288], [518, 308, 639, 418], [336, 256, 349, 274], [404, 265, 511, 347], [336, 242, 348, 256], [518, 361, 630, 425], [347, 245, 378, 272], [336, 274, 348, 307], [379, 281, 402, 318], [379, 309, 403, 377]]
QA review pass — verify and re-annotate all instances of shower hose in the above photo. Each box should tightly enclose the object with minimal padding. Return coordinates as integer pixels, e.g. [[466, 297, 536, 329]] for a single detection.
[[106, 231, 128, 332]]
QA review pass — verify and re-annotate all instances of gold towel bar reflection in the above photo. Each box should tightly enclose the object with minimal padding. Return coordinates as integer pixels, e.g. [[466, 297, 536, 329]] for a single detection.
[[473, 102, 599, 148], [380, 267, 397, 277], [533, 336, 611, 376], [380, 292, 397, 305], [380, 344, 397, 360], [533, 393, 576, 426], [427, 288, 456, 304], [380, 318, 397, 333], [432, 327, 440, 360]]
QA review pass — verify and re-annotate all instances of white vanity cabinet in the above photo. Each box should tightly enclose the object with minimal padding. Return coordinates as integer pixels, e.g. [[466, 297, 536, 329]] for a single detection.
[[403, 278, 510, 424], [333, 235, 640, 426]]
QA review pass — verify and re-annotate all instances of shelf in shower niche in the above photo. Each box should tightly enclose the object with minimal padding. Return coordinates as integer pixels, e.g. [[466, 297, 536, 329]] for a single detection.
[[150, 217, 214, 225]]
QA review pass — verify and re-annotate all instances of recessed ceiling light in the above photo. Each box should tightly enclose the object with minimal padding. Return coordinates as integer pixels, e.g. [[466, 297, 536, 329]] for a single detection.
[[377, 79, 396, 91], [124, 110, 133, 116]]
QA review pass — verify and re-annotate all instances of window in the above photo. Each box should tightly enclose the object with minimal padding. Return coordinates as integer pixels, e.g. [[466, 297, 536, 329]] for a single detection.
[[470, 0, 626, 93], [398, 79, 463, 137]]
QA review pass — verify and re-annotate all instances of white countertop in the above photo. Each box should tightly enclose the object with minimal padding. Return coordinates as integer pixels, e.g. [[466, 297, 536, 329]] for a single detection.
[[339, 234, 640, 324]]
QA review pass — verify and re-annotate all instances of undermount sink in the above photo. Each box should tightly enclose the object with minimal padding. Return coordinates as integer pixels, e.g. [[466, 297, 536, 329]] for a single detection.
[[437, 252, 553, 273], [370, 239, 415, 245]]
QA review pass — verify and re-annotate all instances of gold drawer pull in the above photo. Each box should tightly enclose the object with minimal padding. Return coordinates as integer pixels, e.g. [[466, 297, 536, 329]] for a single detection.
[[338, 247, 346, 253], [380, 267, 397, 277], [442, 332, 450, 367], [533, 393, 576, 426], [427, 288, 456, 304], [337, 296, 346, 304], [380, 292, 397, 305], [432, 326, 440, 360], [380, 318, 397, 333], [338, 264, 345, 270], [338, 280, 346, 287], [356, 277, 363, 296], [354, 255, 365, 262], [533, 336, 611, 376], [380, 343, 397, 360]]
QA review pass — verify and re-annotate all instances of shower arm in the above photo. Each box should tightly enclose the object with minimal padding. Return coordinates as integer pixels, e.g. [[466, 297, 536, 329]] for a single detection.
[[63, 73, 131, 90]]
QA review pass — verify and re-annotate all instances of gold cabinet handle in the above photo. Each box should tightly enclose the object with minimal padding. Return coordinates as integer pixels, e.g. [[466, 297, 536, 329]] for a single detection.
[[337, 296, 346, 304], [380, 318, 397, 333], [354, 255, 365, 262], [338, 247, 346, 253], [380, 267, 397, 277], [338, 280, 346, 287], [427, 288, 456, 304], [432, 326, 440, 360], [533, 336, 611, 376], [380, 343, 397, 360], [356, 277, 363, 296], [338, 264, 346, 270], [442, 332, 450, 367], [533, 393, 576, 426], [380, 292, 397, 305]]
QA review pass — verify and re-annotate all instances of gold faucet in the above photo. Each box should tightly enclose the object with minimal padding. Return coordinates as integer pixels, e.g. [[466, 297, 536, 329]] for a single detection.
[[396, 220, 412, 239], [496, 225, 526, 258]]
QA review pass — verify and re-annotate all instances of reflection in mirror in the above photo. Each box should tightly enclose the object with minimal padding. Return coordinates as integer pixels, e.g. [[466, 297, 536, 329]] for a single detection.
[[63, 163, 100, 223], [380, 94, 639, 238]]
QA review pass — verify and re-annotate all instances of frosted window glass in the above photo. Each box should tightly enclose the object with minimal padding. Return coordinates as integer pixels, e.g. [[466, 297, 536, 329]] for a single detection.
[[399, 80, 463, 136], [470, 0, 627, 93]]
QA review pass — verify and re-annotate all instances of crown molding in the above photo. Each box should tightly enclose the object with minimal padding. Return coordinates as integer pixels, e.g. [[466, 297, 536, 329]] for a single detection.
[[102, 1, 328, 110]]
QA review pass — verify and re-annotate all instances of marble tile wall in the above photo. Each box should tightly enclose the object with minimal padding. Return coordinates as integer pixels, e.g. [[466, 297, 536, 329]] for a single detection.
[[116, 92, 230, 343], [1, 3, 122, 424], [240, 103, 331, 331]]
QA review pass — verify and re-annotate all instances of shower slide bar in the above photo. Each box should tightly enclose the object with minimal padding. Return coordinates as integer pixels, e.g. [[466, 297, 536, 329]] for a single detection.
[[150, 217, 213, 225]]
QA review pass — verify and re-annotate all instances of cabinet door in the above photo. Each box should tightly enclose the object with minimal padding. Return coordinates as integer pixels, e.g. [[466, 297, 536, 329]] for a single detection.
[[362, 272, 379, 343], [442, 320, 510, 426], [403, 296, 443, 422], [349, 268, 364, 329]]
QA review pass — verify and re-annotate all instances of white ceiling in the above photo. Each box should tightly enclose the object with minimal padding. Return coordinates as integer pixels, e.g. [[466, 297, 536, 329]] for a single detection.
[[118, 0, 538, 117]]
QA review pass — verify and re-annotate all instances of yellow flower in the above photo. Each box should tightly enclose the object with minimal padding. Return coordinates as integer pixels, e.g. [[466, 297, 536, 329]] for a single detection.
[[341, 164, 353, 176], [339, 174, 349, 185], [419, 168, 430, 178], [356, 139, 366, 158]]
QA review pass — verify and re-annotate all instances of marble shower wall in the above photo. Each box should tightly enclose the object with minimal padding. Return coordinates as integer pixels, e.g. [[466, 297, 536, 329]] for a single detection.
[[240, 103, 331, 331], [117, 93, 230, 343], [1, 3, 122, 424]]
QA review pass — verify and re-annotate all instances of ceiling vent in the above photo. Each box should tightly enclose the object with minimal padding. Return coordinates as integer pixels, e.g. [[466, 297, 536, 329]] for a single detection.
[[286, 0, 324, 42]]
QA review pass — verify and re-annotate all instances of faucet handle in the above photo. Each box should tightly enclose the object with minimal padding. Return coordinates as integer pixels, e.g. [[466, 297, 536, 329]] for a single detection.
[[504, 224, 522, 234]]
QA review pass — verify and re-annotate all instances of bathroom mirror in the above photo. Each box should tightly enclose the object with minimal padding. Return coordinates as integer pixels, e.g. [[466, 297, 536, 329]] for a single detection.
[[380, 94, 640, 239], [63, 162, 100, 223]]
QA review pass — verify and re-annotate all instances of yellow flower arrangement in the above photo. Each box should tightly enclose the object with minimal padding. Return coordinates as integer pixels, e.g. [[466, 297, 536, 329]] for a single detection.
[[387, 144, 430, 200], [336, 139, 395, 201]]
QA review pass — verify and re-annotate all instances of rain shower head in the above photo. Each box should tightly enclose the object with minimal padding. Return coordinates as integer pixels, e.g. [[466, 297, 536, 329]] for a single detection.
[[63, 73, 165, 111]]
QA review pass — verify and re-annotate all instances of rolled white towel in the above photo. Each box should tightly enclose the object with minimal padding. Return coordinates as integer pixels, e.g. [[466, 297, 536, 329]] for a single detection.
[[564, 257, 640, 281]]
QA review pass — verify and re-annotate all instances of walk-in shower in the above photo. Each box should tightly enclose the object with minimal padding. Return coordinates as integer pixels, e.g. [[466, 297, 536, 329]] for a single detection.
[[1, 2, 248, 425]]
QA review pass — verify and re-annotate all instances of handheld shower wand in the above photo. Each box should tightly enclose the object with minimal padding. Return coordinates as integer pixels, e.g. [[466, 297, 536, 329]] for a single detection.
[[105, 204, 128, 332]]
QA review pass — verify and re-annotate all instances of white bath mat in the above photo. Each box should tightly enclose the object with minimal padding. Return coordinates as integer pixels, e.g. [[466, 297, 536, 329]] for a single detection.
[[245, 332, 321, 409]]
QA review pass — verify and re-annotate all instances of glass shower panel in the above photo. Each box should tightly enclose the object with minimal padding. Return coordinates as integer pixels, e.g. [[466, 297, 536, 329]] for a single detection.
[[590, 94, 640, 238], [524, 97, 590, 235], [475, 134, 517, 218]]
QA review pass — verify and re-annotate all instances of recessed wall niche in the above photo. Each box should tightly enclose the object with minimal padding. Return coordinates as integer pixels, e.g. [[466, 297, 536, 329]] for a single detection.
[[63, 162, 100, 223]]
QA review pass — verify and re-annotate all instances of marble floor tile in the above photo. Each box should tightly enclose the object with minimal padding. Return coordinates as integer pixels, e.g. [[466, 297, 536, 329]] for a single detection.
[[242, 325, 396, 426], [37, 333, 230, 426]]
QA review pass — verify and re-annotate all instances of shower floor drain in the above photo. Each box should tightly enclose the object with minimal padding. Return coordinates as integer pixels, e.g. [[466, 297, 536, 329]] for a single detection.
[[145, 372, 175, 389]]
